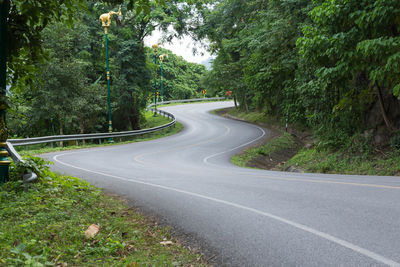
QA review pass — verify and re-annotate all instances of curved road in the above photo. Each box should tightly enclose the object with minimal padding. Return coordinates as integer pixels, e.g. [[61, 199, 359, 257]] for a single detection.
[[44, 102, 400, 266]]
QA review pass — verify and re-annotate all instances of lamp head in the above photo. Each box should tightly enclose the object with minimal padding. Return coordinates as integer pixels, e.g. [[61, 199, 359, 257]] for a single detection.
[[152, 43, 159, 54], [159, 54, 168, 62]]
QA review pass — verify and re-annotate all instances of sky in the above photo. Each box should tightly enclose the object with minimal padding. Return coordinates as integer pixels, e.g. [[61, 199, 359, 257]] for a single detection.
[[143, 27, 213, 67]]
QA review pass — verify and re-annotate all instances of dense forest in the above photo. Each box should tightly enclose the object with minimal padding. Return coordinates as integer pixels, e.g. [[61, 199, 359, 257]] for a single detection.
[[6, 0, 400, 153], [197, 0, 400, 151], [6, 0, 208, 138]]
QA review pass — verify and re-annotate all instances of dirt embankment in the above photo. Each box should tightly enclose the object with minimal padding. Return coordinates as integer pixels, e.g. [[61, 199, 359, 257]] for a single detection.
[[214, 107, 312, 171]]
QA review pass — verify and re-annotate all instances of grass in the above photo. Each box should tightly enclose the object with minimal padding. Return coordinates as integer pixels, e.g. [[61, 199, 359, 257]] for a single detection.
[[220, 107, 400, 176], [282, 148, 400, 176], [141, 110, 173, 128], [0, 168, 206, 266], [225, 108, 281, 126], [17, 111, 183, 156], [231, 133, 295, 167], [157, 98, 230, 108], [0, 108, 205, 266]]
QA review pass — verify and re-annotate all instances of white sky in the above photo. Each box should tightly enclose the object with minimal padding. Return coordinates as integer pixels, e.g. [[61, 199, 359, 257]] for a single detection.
[[144, 28, 212, 65]]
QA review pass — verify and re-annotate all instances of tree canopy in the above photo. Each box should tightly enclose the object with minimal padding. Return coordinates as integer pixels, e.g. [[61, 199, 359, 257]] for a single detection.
[[7, 0, 400, 150], [6, 0, 209, 138], [196, 0, 400, 149]]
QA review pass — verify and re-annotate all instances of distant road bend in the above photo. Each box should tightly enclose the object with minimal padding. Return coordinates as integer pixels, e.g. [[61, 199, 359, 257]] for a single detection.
[[45, 101, 400, 266]]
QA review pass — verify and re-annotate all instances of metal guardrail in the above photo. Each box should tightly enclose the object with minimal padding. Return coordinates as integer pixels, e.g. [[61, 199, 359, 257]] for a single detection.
[[5, 97, 226, 182], [7, 109, 175, 146], [6, 141, 37, 183]]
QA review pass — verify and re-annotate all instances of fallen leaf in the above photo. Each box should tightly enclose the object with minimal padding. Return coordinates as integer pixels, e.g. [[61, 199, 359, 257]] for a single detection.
[[85, 224, 100, 239], [160, 241, 173, 246]]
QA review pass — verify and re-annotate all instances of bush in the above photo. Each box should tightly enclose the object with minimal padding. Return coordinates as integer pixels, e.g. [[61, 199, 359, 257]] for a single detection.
[[9, 156, 52, 181], [390, 133, 400, 151]]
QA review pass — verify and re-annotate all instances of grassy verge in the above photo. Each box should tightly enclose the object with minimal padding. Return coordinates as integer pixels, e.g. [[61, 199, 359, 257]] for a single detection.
[[141, 110, 173, 128], [18, 111, 182, 156], [157, 98, 230, 108], [282, 148, 400, 176], [231, 133, 295, 168], [0, 164, 206, 266], [212, 108, 281, 126], [219, 107, 400, 176]]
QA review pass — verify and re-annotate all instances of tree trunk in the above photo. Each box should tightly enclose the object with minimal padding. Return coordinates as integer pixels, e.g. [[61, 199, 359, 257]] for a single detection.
[[244, 94, 249, 113], [79, 121, 86, 146], [375, 82, 393, 132], [59, 118, 64, 147], [129, 93, 140, 130], [233, 95, 238, 108]]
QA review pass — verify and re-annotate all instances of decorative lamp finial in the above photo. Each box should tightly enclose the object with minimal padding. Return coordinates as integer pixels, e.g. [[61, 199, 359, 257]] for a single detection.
[[99, 6, 123, 33], [159, 54, 168, 62], [152, 43, 160, 54]]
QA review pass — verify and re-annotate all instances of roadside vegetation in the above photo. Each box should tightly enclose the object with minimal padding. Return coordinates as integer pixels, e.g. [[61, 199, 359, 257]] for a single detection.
[[231, 133, 296, 168], [0, 158, 206, 266], [7, 0, 211, 140], [158, 98, 229, 108], [282, 149, 400, 176], [198, 1, 400, 174], [222, 107, 400, 176]]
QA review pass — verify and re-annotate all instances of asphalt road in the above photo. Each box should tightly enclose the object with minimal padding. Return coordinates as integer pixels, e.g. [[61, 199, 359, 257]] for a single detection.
[[43, 102, 400, 266]]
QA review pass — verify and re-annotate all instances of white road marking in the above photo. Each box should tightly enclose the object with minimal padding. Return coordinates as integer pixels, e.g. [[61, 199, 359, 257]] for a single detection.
[[134, 124, 231, 164], [53, 153, 400, 266], [203, 124, 266, 166]]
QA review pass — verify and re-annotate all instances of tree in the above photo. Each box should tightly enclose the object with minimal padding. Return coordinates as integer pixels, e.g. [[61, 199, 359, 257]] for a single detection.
[[147, 47, 207, 100], [297, 0, 400, 145]]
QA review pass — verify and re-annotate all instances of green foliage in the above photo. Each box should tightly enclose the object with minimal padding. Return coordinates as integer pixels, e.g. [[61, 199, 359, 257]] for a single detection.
[[390, 133, 400, 151], [7, 0, 205, 138], [6, 0, 86, 91], [196, 0, 400, 149], [0, 171, 204, 266], [8, 19, 106, 137], [231, 133, 295, 168], [283, 147, 400, 176], [297, 0, 400, 144], [9, 156, 51, 181], [147, 47, 208, 100]]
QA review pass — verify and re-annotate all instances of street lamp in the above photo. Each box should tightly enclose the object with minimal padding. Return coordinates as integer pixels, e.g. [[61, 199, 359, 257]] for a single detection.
[[0, 1, 10, 183], [159, 53, 167, 102], [152, 44, 159, 116], [99, 5, 122, 142]]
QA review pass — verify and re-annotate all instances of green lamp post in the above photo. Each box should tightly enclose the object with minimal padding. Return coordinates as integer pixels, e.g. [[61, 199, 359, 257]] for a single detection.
[[99, 6, 122, 142], [0, 0, 11, 183], [159, 54, 167, 102], [152, 44, 159, 116]]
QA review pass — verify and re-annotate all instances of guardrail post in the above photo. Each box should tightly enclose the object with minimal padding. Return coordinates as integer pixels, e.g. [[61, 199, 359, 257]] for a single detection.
[[50, 142, 54, 148], [75, 140, 78, 146]]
